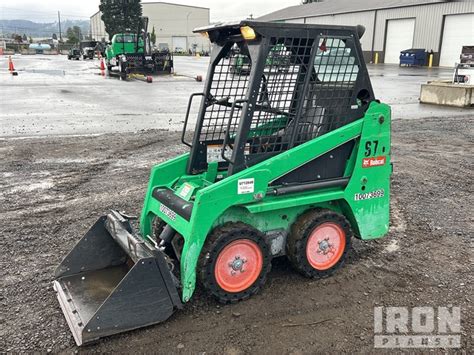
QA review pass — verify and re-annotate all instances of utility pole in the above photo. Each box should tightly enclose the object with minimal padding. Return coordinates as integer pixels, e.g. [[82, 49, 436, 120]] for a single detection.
[[186, 12, 191, 52], [58, 11, 62, 51]]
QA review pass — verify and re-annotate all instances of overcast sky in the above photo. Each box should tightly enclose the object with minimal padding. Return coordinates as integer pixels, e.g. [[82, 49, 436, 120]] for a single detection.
[[0, 0, 300, 22]]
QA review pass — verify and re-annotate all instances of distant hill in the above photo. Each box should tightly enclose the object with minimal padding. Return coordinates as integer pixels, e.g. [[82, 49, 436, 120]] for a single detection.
[[0, 19, 90, 39]]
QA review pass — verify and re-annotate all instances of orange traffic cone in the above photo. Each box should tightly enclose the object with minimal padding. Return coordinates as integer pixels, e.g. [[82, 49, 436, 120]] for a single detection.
[[98, 55, 105, 76], [8, 56, 14, 71], [8, 56, 18, 75]]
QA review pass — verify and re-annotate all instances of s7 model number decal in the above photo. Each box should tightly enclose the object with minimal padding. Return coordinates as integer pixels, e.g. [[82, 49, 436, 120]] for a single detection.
[[354, 189, 385, 201], [365, 140, 379, 156]]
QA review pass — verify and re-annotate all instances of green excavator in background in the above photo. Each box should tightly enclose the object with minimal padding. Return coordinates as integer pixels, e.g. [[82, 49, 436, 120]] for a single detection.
[[105, 16, 173, 77]]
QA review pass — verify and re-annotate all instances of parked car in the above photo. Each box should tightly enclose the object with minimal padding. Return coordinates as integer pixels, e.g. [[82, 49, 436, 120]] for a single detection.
[[67, 48, 81, 60], [460, 45, 474, 64], [80, 40, 98, 60], [158, 43, 170, 52]]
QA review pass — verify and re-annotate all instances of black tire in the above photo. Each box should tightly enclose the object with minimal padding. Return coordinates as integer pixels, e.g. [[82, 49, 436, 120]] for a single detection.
[[118, 61, 128, 78], [287, 208, 352, 279], [198, 222, 271, 304]]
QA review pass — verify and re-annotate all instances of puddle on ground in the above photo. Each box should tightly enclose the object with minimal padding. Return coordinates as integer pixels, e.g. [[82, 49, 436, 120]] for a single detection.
[[384, 239, 400, 253], [371, 73, 444, 78], [397, 74, 429, 77], [25, 69, 66, 76], [10, 180, 54, 193]]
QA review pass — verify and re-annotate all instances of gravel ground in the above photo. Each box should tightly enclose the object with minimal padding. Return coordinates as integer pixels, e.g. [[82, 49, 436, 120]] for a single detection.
[[0, 116, 473, 353]]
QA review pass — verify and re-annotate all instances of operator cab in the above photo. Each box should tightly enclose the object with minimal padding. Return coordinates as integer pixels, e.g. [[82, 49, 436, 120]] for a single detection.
[[114, 34, 137, 43]]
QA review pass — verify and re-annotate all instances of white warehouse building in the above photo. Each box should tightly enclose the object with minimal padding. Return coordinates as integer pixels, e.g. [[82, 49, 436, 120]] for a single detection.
[[90, 1, 210, 52], [259, 0, 474, 67]]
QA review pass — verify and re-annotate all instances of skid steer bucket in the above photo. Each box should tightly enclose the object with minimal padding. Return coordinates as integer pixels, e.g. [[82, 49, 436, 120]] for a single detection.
[[53, 211, 181, 346]]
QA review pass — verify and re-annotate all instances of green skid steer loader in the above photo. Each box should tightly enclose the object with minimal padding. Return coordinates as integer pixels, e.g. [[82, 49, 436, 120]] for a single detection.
[[54, 21, 391, 345]]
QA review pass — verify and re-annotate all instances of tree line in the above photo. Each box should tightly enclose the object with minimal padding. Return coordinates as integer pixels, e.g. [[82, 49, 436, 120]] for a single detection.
[[9, 27, 90, 45]]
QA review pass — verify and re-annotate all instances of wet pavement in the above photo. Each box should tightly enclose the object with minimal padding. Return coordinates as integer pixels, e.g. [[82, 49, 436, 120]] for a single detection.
[[1, 54, 472, 352], [0, 54, 470, 138]]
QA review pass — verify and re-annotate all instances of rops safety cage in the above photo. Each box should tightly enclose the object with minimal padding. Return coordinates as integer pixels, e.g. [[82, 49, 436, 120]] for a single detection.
[[183, 21, 374, 178]]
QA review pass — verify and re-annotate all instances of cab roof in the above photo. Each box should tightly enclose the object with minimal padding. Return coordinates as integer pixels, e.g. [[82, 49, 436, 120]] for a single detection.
[[193, 20, 365, 43]]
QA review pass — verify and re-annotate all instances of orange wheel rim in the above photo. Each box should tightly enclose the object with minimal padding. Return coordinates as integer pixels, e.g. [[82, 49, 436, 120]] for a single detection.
[[214, 239, 263, 293], [306, 222, 345, 270]]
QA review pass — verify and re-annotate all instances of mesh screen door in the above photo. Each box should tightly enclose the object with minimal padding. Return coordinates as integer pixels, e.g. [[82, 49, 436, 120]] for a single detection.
[[188, 26, 370, 174], [243, 34, 363, 167]]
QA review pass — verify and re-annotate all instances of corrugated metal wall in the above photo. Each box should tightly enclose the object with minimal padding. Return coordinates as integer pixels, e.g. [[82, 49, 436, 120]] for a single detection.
[[89, 4, 210, 50], [90, 12, 107, 40], [374, 0, 473, 51], [305, 12, 376, 51], [143, 3, 210, 51], [285, 0, 473, 56]]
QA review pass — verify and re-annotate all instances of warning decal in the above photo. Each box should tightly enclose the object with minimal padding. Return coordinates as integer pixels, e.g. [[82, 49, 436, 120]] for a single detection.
[[179, 183, 192, 198], [238, 178, 254, 195]]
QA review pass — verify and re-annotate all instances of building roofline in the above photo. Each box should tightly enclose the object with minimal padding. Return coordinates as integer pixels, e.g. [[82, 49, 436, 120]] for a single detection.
[[258, 0, 447, 21], [142, 1, 209, 11], [90, 2, 209, 18], [90, 10, 101, 18]]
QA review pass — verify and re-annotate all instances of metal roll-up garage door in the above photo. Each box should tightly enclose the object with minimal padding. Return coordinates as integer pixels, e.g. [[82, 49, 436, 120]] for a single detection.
[[172, 36, 187, 52], [384, 18, 415, 64], [439, 14, 474, 67]]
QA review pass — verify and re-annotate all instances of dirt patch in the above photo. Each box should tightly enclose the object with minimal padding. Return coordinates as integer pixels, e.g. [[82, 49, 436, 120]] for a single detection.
[[1, 118, 472, 353]]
